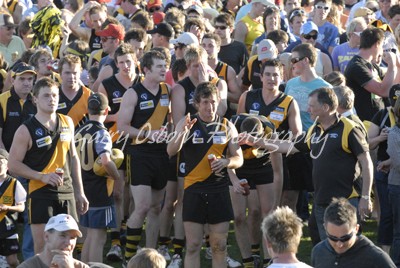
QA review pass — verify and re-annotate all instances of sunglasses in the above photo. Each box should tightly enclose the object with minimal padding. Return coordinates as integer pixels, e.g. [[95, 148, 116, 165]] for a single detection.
[[303, 33, 318, 40], [291, 56, 307, 64], [315, 5, 330, 10], [326, 231, 354, 243], [149, 6, 161, 12], [289, 9, 305, 21], [101, 37, 116, 42], [215, 25, 228, 30], [174, 43, 186, 50]]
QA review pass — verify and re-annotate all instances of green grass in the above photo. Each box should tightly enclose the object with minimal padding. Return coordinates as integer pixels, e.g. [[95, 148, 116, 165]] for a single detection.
[[17, 219, 378, 268]]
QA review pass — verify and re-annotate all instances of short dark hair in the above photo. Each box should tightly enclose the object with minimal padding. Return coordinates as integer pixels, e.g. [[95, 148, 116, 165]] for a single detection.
[[194, 82, 219, 105], [240, 116, 264, 136], [171, 58, 187, 82], [214, 12, 234, 28], [59, 54, 81, 74], [202, 33, 221, 47], [114, 43, 136, 63], [360, 28, 385, 49], [324, 71, 345, 86], [33, 77, 59, 97], [292, 43, 317, 66], [140, 50, 166, 71], [332, 85, 354, 110], [124, 28, 146, 43], [324, 197, 357, 228], [309, 87, 338, 112], [184, 18, 205, 33], [260, 59, 283, 77], [266, 30, 289, 46]]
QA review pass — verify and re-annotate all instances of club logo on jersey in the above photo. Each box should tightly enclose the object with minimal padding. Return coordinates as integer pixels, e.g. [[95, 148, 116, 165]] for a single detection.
[[113, 91, 121, 98], [189, 91, 195, 104], [140, 93, 148, 100], [192, 130, 203, 143], [35, 128, 44, 137], [252, 103, 260, 110], [140, 100, 154, 110], [179, 162, 185, 174], [329, 133, 338, 139], [58, 102, 67, 110]]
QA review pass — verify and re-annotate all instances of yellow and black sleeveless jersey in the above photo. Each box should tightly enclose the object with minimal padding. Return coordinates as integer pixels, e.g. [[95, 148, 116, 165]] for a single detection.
[[0, 176, 18, 239], [231, 113, 275, 175], [75, 120, 114, 207], [23, 114, 74, 199], [294, 114, 369, 206], [126, 82, 170, 154], [102, 74, 143, 145], [89, 29, 102, 52], [182, 114, 230, 192], [245, 89, 293, 134], [0, 89, 36, 151], [57, 86, 92, 128], [177, 77, 197, 115], [242, 55, 262, 89]]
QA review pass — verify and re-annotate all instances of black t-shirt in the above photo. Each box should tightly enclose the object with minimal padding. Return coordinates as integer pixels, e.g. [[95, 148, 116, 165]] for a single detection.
[[345, 55, 385, 121], [218, 40, 249, 74]]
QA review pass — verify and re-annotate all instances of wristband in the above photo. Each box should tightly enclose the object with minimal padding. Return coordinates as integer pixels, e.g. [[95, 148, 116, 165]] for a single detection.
[[361, 195, 370, 200]]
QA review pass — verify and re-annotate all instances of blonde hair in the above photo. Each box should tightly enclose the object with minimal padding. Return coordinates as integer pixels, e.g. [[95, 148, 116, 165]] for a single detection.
[[127, 248, 166, 268], [183, 45, 207, 66]]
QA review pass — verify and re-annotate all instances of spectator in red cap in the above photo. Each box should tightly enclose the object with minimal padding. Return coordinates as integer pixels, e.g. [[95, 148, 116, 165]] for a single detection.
[[91, 22, 125, 91], [147, 0, 163, 13], [153, 11, 165, 25]]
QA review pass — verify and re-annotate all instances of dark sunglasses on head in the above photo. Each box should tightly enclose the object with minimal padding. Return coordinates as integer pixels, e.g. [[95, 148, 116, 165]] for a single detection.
[[215, 25, 228, 30], [289, 9, 305, 21], [315, 5, 330, 10], [291, 56, 307, 64], [149, 6, 161, 12], [303, 33, 318, 40], [326, 231, 354, 243]]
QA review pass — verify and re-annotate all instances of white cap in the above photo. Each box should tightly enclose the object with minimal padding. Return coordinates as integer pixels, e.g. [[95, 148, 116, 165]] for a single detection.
[[257, 39, 277, 61], [300, 21, 319, 35], [170, 32, 199, 45], [45, 214, 82, 237], [251, 0, 276, 7]]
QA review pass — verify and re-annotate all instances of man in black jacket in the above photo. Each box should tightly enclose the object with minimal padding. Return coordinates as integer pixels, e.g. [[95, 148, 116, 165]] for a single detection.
[[311, 198, 395, 268]]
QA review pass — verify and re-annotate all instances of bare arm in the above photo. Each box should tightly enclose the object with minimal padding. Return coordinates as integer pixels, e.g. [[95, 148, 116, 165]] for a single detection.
[[217, 79, 228, 117], [236, 91, 248, 114], [167, 113, 197, 157], [357, 151, 373, 220], [287, 99, 302, 138], [234, 22, 248, 45], [226, 65, 242, 104], [0, 128, 5, 150], [98, 83, 118, 123], [0, 201, 24, 213], [67, 117, 89, 215], [270, 151, 283, 208], [117, 88, 144, 139], [363, 52, 396, 97], [321, 53, 333, 76], [367, 122, 388, 150], [69, 1, 97, 42], [92, 65, 113, 92], [101, 152, 121, 180], [171, 84, 187, 125]]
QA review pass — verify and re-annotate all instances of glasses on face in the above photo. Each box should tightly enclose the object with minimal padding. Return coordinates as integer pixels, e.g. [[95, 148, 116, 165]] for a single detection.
[[291, 56, 307, 64], [315, 5, 330, 10], [101, 37, 116, 42], [215, 25, 228, 30], [326, 231, 354, 243], [289, 9, 306, 21], [149, 6, 161, 12], [174, 43, 186, 50], [303, 33, 318, 40]]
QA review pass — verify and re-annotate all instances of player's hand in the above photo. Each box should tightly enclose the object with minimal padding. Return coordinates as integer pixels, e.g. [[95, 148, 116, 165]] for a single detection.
[[211, 158, 229, 173], [232, 179, 245, 195], [41, 173, 63, 187], [76, 194, 89, 215], [0, 204, 9, 212], [181, 113, 197, 133]]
